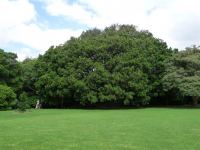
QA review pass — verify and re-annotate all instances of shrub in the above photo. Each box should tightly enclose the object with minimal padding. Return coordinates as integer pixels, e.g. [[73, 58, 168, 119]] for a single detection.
[[17, 92, 30, 111], [0, 84, 16, 110]]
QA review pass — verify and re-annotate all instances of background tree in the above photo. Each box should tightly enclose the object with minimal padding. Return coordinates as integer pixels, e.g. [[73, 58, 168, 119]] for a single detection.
[[0, 49, 21, 110], [20, 58, 38, 107], [0, 84, 16, 110], [162, 46, 200, 105], [0, 49, 22, 93]]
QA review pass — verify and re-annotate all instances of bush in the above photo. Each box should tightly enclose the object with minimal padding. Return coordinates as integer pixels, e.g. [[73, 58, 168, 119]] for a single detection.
[[0, 84, 16, 110], [17, 92, 30, 111], [27, 95, 38, 108]]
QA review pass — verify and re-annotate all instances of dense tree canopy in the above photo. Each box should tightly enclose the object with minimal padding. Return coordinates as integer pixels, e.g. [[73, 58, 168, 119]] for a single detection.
[[162, 46, 200, 105], [19, 58, 38, 108], [0, 49, 21, 92], [0, 49, 21, 109], [1, 24, 200, 110], [34, 25, 172, 107], [0, 80, 16, 109]]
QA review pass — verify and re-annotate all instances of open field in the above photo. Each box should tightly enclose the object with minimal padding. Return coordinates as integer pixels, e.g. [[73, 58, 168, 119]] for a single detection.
[[0, 108, 200, 150]]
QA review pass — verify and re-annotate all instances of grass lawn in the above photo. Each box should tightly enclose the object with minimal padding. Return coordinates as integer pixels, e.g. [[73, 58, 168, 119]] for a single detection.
[[0, 108, 200, 150]]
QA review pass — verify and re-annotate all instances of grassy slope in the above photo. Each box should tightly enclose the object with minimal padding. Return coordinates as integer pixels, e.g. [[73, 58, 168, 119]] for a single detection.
[[0, 108, 200, 150]]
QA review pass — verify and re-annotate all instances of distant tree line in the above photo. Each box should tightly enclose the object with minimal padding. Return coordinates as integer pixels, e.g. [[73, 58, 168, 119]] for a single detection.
[[0, 25, 200, 110]]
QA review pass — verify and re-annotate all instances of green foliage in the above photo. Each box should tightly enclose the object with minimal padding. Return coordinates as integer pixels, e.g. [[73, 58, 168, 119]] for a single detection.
[[0, 84, 16, 109], [21, 58, 37, 93], [17, 92, 32, 111], [162, 46, 200, 105], [0, 49, 22, 92], [1, 25, 200, 107], [0, 49, 23, 110], [35, 25, 171, 107], [20, 58, 38, 108], [27, 95, 38, 108]]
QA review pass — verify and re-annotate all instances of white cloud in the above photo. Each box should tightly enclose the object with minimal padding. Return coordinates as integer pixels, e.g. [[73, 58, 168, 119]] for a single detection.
[[45, 0, 94, 24], [1, 0, 200, 61], [0, 0, 36, 47], [16, 48, 35, 61], [7, 23, 81, 51], [0, 0, 36, 28], [0, 0, 82, 61], [43, 0, 200, 49]]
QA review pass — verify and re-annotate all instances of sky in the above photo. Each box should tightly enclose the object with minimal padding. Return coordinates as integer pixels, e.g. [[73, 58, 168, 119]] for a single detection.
[[1, 0, 200, 61]]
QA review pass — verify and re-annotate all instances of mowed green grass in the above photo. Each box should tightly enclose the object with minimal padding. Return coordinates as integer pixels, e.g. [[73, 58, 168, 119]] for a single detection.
[[0, 109, 200, 150]]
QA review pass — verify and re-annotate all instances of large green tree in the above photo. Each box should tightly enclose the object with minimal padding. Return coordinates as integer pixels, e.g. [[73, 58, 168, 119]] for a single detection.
[[162, 46, 200, 105], [35, 25, 172, 107]]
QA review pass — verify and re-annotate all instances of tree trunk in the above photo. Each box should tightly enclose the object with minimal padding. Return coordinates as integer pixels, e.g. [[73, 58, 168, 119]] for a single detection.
[[192, 96, 199, 106]]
